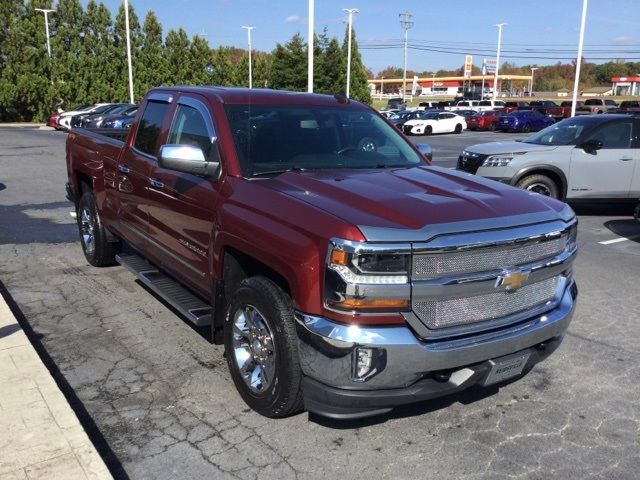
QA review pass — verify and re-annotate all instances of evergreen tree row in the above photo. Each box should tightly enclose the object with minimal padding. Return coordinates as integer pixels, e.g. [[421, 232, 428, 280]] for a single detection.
[[0, 0, 371, 122]]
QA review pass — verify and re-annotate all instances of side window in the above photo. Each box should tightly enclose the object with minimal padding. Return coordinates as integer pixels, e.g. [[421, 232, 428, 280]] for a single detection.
[[588, 121, 632, 149], [134, 101, 170, 157], [167, 104, 214, 161]]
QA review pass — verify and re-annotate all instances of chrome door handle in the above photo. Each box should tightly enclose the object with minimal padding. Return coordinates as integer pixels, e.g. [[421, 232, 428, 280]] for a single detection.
[[149, 178, 164, 189], [117, 164, 130, 174], [620, 157, 633, 161]]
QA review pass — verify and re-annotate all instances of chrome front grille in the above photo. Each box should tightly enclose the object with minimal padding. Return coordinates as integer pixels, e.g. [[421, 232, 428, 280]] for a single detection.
[[412, 276, 559, 329], [409, 223, 577, 335], [412, 235, 566, 280]]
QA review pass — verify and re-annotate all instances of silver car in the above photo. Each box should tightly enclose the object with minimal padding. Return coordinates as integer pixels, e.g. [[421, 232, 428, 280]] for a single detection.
[[457, 115, 640, 201]]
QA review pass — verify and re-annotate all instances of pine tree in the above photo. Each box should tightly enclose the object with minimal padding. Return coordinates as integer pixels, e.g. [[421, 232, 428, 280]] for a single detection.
[[316, 38, 345, 95], [211, 46, 235, 86], [81, 1, 115, 103], [233, 53, 249, 87], [51, 0, 87, 107], [253, 53, 272, 89], [341, 26, 371, 104], [269, 33, 307, 92], [164, 28, 191, 85], [187, 34, 212, 85], [0, 0, 55, 121], [137, 11, 167, 95]]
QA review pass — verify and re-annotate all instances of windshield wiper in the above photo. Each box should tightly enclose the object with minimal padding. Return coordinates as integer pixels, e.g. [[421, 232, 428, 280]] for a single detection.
[[251, 166, 308, 177]]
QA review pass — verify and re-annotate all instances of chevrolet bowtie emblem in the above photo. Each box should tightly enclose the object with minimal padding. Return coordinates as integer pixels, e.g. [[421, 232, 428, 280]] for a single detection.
[[496, 269, 531, 291]]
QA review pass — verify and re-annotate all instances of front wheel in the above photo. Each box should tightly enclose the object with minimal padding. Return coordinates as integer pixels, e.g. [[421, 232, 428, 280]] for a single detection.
[[424, 125, 433, 136], [522, 123, 531, 133], [76, 190, 118, 267], [516, 174, 560, 199], [224, 276, 304, 418]]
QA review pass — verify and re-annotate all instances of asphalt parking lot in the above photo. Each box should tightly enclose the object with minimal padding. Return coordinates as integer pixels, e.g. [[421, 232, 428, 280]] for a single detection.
[[1, 127, 638, 480]]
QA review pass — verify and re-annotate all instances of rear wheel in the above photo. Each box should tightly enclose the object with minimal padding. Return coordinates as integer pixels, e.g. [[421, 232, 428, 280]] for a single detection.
[[224, 276, 304, 418], [76, 190, 118, 267], [516, 174, 560, 199], [634, 202, 640, 222], [454, 124, 463, 134], [489, 122, 496, 131]]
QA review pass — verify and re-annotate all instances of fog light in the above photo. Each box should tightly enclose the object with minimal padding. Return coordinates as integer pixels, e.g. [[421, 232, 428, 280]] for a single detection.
[[352, 347, 385, 381]]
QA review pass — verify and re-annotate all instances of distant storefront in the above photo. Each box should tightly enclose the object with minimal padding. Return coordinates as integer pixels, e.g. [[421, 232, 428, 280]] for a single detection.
[[612, 76, 640, 96]]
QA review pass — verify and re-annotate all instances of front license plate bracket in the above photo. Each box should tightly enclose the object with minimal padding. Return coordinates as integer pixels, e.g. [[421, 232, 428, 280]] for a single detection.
[[482, 351, 531, 386]]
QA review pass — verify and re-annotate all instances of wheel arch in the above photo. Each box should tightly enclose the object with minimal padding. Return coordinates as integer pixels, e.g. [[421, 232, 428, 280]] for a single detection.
[[511, 165, 568, 200]]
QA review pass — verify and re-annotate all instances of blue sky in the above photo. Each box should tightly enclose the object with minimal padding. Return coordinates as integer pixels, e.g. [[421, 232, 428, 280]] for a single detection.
[[87, 0, 639, 74]]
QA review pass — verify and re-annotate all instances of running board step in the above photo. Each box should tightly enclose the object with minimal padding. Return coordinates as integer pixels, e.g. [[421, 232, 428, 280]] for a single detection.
[[116, 253, 212, 327]]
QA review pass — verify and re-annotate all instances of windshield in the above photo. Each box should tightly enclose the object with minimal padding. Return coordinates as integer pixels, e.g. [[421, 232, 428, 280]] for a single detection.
[[225, 105, 424, 177], [523, 118, 589, 146]]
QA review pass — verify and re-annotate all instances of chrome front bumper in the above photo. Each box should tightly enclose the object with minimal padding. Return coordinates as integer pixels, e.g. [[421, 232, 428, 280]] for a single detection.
[[295, 280, 576, 415]]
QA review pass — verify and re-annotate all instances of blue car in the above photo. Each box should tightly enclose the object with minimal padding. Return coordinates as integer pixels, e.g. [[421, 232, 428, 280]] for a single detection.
[[497, 110, 555, 133]]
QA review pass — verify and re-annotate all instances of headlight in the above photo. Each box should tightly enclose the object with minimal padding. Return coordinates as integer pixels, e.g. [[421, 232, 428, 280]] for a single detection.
[[325, 239, 411, 312], [482, 152, 526, 167]]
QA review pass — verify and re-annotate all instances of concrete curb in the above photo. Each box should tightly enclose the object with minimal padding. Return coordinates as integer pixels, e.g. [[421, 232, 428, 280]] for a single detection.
[[0, 123, 51, 131], [0, 291, 115, 480]]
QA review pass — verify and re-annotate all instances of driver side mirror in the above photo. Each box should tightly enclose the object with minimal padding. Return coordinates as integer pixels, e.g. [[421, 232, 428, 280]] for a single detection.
[[580, 139, 603, 153], [159, 143, 220, 178], [415, 143, 432, 163]]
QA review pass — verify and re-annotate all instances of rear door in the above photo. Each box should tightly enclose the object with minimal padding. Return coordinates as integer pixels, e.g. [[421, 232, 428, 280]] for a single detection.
[[568, 118, 636, 199], [145, 94, 223, 296], [117, 93, 173, 247]]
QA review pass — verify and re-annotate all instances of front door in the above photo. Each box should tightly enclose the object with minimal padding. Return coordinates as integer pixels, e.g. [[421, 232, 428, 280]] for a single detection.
[[117, 95, 173, 247], [568, 118, 636, 199], [146, 94, 223, 297]]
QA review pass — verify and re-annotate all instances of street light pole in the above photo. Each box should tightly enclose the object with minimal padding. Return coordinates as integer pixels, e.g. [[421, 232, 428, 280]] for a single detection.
[[530, 67, 539, 96], [492, 23, 507, 103], [241, 26, 255, 89], [571, 0, 588, 117], [399, 12, 413, 102], [35, 8, 55, 57], [343, 8, 359, 98], [124, 0, 135, 104], [308, 0, 314, 92]]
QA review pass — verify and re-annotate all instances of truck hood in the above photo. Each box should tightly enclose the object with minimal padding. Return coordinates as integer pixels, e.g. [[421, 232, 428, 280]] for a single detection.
[[259, 166, 571, 242], [466, 141, 559, 155]]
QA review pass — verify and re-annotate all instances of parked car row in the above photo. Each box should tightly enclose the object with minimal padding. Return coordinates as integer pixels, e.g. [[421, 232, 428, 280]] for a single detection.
[[47, 103, 137, 131]]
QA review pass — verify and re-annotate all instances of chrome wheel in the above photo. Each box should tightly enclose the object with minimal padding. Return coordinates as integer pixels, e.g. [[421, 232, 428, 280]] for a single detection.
[[526, 182, 552, 196], [80, 208, 95, 255], [232, 305, 276, 393]]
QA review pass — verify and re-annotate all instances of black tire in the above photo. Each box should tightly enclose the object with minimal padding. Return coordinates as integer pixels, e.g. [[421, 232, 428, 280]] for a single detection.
[[224, 276, 304, 418], [634, 202, 640, 222], [522, 123, 531, 133], [489, 122, 496, 131], [516, 174, 560, 199], [424, 125, 433, 136], [76, 190, 118, 267], [454, 124, 462, 134]]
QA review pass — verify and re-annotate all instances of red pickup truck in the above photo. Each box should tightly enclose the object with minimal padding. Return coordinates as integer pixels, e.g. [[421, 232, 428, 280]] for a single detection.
[[546, 100, 584, 120], [66, 87, 578, 419]]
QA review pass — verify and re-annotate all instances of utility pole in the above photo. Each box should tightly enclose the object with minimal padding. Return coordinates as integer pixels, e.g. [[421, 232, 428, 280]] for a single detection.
[[343, 8, 359, 98], [241, 26, 255, 89], [308, 0, 314, 92], [492, 23, 507, 103], [399, 11, 413, 101], [530, 67, 539, 96], [571, 0, 588, 117], [124, 0, 135, 104], [35, 8, 55, 57]]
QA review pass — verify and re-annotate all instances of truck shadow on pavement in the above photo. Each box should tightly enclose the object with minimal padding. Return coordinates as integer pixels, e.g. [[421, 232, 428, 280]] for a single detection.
[[604, 219, 640, 243], [0, 201, 77, 244]]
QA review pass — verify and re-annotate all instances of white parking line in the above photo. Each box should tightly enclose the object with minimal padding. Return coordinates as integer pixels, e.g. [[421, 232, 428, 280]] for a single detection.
[[599, 235, 640, 245]]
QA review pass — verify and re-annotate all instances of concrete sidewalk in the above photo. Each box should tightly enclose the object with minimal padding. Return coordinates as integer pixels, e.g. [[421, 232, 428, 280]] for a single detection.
[[0, 295, 113, 479]]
